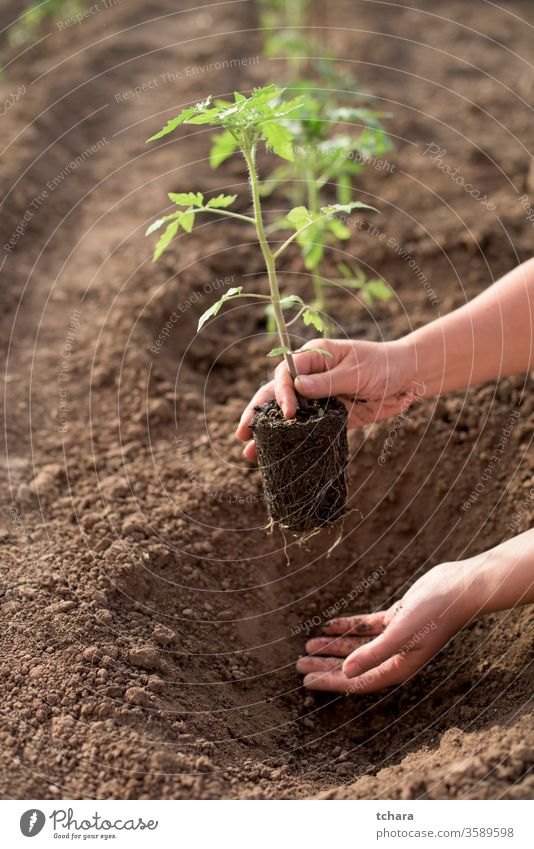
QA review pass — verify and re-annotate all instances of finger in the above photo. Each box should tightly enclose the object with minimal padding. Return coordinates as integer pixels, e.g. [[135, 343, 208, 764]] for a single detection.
[[305, 635, 372, 657], [344, 652, 421, 695], [242, 440, 257, 462], [303, 670, 353, 693], [323, 612, 387, 637], [273, 361, 298, 419], [296, 656, 341, 674], [303, 653, 414, 694], [292, 340, 338, 375], [342, 614, 415, 679], [344, 395, 416, 428], [236, 381, 275, 441], [294, 363, 357, 399]]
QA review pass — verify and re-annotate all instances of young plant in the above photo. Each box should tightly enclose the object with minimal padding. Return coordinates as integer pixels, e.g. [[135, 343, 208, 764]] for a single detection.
[[8, 1, 84, 46], [146, 85, 377, 531], [146, 85, 375, 380], [254, 0, 314, 78]]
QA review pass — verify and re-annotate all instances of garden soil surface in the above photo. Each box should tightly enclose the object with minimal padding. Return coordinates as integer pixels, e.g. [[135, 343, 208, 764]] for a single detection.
[[1, 0, 533, 799]]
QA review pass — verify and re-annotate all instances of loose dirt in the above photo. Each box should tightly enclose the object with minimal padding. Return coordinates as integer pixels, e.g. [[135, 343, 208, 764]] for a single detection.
[[0, 0, 533, 799]]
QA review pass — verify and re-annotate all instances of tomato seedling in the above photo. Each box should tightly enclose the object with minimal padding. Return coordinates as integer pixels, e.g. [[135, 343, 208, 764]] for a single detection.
[[146, 85, 376, 379], [146, 85, 377, 532]]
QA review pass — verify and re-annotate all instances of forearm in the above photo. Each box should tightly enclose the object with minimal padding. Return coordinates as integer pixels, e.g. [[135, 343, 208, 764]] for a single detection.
[[403, 257, 534, 398], [464, 529, 534, 617]]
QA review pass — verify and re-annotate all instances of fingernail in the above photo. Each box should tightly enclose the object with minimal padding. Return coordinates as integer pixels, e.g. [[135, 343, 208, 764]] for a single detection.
[[297, 376, 315, 391], [342, 660, 358, 677]]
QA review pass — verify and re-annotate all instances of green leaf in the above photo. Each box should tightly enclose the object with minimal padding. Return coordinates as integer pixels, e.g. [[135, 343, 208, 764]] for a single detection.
[[327, 218, 351, 240], [179, 211, 195, 233], [153, 219, 180, 261], [168, 191, 204, 207], [337, 262, 353, 280], [295, 347, 334, 360], [302, 239, 324, 271], [321, 201, 378, 216], [197, 286, 244, 331], [147, 105, 200, 142], [206, 193, 238, 209], [261, 121, 294, 161], [366, 279, 393, 301], [146, 211, 181, 236], [287, 206, 313, 230], [303, 308, 325, 333], [267, 346, 290, 358], [280, 294, 304, 309], [210, 130, 239, 168]]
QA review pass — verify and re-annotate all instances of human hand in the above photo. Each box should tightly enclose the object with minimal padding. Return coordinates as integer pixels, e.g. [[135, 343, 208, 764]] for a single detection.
[[296, 561, 478, 694], [236, 337, 418, 461]]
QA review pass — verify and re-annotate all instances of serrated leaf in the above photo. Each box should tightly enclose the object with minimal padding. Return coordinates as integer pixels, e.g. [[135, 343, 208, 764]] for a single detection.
[[197, 286, 244, 332], [267, 346, 290, 357], [153, 219, 180, 261], [303, 308, 325, 333], [145, 211, 181, 236], [147, 106, 198, 142], [206, 193, 238, 209], [210, 130, 239, 168], [261, 121, 294, 161], [168, 191, 204, 207]]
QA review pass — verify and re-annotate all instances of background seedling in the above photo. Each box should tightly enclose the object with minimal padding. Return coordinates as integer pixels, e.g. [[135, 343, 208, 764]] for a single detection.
[[8, 1, 84, 46], [258, 88, 393, 326]]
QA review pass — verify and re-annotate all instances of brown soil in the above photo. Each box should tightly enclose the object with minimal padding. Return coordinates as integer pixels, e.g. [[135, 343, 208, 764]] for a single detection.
[[0, 0, 533, 800]]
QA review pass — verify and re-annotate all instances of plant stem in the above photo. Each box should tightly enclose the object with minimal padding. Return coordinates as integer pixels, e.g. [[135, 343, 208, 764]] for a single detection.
[[312, 273, 326, 311], [243, 144, 299, 384], [307, 167, 326, 317]]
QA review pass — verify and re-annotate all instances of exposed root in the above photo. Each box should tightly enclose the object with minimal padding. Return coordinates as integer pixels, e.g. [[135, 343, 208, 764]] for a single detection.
[[251, 398, 349, 532]]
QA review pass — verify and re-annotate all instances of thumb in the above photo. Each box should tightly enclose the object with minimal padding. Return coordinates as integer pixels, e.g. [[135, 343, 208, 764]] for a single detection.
[[342, 612, 414, 678], [295, 365, 356, 398]]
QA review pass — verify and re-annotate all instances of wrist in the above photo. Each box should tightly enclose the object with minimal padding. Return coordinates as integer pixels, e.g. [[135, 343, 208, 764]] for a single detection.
[[453, 556, 495, 621], [393, 336, 425, 396], [465, 533, 534, 615]]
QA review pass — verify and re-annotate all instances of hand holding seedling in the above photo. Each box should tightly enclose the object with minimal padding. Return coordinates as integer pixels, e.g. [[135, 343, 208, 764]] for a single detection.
[[237, 337, 416, 460], [297, 529, 534, 693], [147, 86, 378, 531]]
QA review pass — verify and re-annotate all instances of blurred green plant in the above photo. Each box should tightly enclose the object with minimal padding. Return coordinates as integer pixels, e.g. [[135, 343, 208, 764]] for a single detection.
[[251, 3, 395, 327], [255, 0, 314, 77], [8, 0, 84, 47]]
